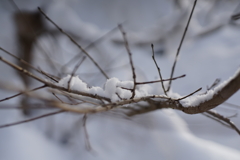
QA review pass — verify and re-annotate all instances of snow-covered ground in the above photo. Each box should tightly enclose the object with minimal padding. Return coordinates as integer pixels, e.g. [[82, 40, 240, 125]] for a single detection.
[[0, 0, 240, 159]]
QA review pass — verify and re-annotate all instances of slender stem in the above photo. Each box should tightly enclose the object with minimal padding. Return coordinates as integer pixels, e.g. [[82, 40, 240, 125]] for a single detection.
[[167, 0, 197, 91]]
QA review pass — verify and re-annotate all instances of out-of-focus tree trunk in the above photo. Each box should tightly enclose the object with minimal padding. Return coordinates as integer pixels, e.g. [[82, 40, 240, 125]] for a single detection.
[[14, 10, 45, 115]]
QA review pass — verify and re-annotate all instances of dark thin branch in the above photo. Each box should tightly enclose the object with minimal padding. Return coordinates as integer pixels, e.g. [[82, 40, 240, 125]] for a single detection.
[[52, 93, 84, 105], [52, 93, 64, 103], [38, 68, 59, 82], [0, 47, 59, 82], [206, 110, 240, 135], [118, 24, 136, 99], [62, 25, 122, 69], [0, 110, 65, 129], [120, 87, 132, 91], [38, 7, 109, 79], [68, 56, 86, 91], [0, 85, 46, 102], [167, 0, 197, 91], [177, 87, 202, 101], [136, 74, 185, 85], [116, 92, 123, 100], [202, 112, 231, 129], [151, 44, 167, 96]]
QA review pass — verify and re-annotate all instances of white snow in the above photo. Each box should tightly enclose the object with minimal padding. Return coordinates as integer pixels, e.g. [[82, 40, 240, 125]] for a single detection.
[[58, 75, 152, 102]]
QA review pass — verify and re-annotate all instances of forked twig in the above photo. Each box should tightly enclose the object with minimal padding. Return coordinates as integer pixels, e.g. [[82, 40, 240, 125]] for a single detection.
[[0, 110, 65, 129], [151, 44, 167, 96], [38, 7, 109, 79], [118, 24, 136, 99], [167, 0, 197, 91], [205, 110, 240, 135], [202, 112, 231, 129]]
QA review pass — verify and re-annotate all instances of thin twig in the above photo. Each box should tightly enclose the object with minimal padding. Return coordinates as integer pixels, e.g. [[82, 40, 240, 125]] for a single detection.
[[62, 25, 123, 69], [0, 110, 65, 129], [118, 24, 136, 99], [116, 92, 123, 100], [223, 102, 240, 109], [167, 0, 197, 91], [207, 78, 221, 90], [136, 74, 185, 85], [52, 92, 84, 105], [83, 114, 92, 151], [206, 110, 240, 135], [0, 47, 59, 82], [227, 113, 238, 119], [151, 44, 167, 96], [202, 112, 231, 129], [177, 87, 202, 101], [68, 56, 86, 91], [0, 85, 46, 102], [52, 93, 64, 103], [120, 87, 132, 91], [38, 7, 109, 79]]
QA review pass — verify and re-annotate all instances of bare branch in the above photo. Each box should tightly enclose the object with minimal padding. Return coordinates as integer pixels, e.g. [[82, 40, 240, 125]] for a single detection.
[[167, 0, 197, 91], [136, 74, 185, 85], [206, 110, 240, 135], [176, 87, 202, 101], [202, 112, 232, 129], [0, 110, 65, 129], [62, 25, 122, 69], [151, 44, 167, 96], [118, 24, 137, 99], [0, 85, 46, 102], [38, 7, 109, 79]]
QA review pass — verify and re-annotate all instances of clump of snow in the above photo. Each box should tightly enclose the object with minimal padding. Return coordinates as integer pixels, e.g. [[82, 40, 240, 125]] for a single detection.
[[180, 68, 240, 107], [57, 75, 153, 102]]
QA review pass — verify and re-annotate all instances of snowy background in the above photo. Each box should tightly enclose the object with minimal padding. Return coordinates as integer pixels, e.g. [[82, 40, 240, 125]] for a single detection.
[[0, 0, 240, 159]]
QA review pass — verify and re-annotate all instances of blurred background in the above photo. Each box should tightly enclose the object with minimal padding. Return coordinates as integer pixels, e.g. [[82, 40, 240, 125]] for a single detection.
[[0, 0, 240, 159]]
